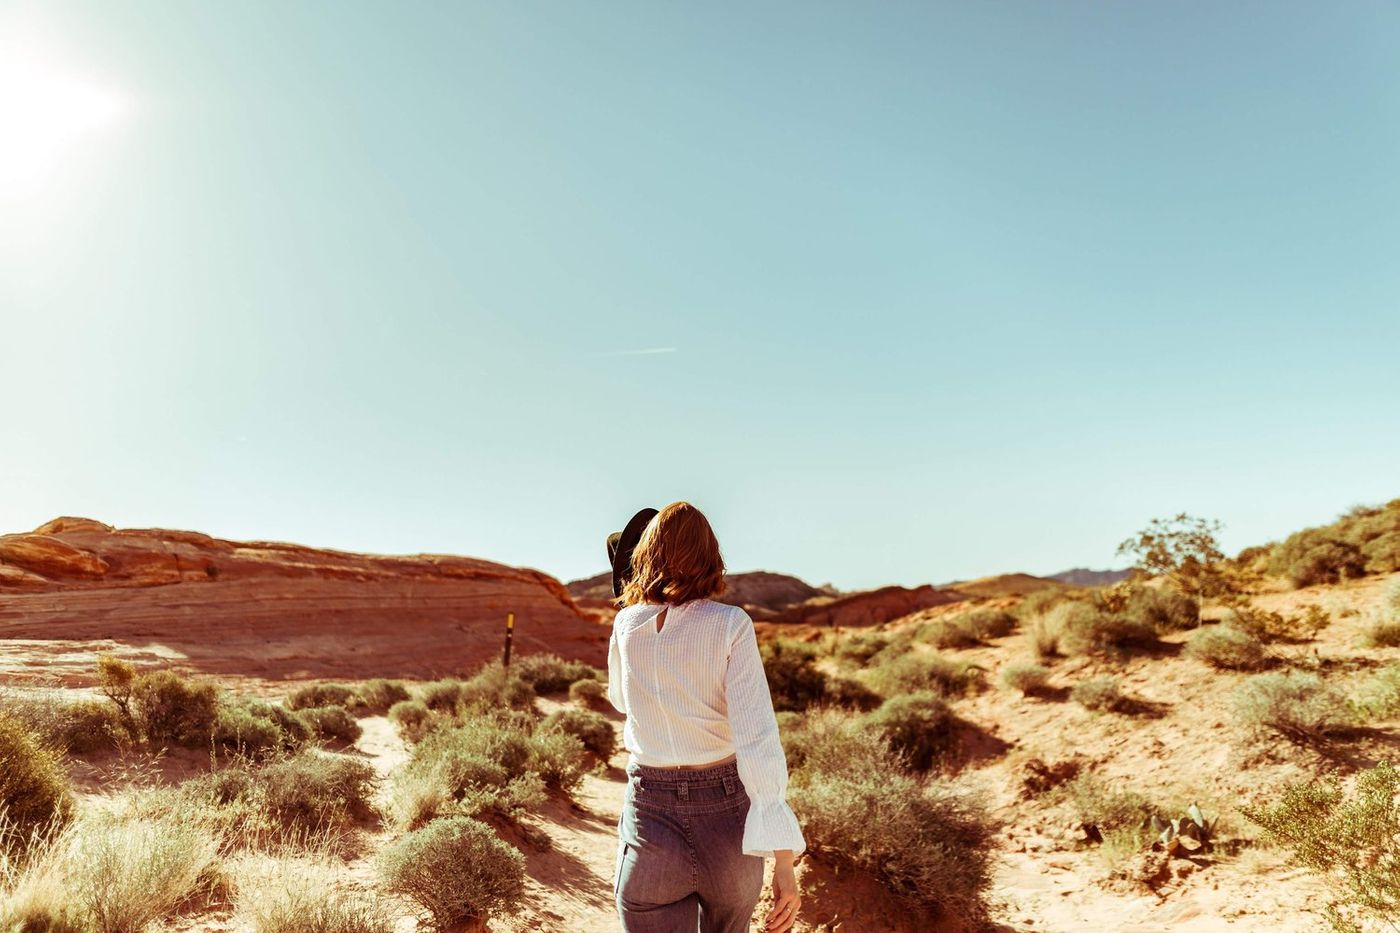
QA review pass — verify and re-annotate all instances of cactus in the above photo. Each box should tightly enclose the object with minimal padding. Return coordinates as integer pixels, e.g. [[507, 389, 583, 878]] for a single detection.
[[1151, 802, 1216, 856]]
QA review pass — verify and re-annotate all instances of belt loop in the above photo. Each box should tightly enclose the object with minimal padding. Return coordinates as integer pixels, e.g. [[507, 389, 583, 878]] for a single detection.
[[678, 781, 689, 800], [722, 775, 736, 796]]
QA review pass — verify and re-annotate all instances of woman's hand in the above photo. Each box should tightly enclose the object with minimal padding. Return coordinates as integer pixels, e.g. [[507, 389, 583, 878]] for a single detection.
[[764, 852, 801, 932]]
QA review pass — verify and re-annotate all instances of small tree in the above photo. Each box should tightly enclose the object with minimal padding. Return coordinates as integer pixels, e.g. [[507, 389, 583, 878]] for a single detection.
[[1243, 761, 1400, 932], [1117, 513, 1230, 598]]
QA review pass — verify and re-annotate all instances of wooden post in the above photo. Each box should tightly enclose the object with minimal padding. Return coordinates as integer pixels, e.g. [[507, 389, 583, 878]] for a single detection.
[[502, 612, 515, 669]]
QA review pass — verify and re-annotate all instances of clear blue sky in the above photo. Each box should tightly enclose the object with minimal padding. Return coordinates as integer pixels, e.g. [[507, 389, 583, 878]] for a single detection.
[[2, 1, 1398, 590]]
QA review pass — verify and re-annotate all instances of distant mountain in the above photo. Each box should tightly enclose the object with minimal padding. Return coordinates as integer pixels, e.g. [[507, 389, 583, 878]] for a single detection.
[[1046, 567, 1133, 587], [565, 570, 838, 619]]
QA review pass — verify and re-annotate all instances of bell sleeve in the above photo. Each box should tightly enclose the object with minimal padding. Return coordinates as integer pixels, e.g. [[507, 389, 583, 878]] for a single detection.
[[723, 607, 807, 859], [607, 625, 627, 714]]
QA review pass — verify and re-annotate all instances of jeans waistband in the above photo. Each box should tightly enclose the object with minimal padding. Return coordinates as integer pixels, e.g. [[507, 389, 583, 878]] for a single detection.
[[626, 757, 740, 785]]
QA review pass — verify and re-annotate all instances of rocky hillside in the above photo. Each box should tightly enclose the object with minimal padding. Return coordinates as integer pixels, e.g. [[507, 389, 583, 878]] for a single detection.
[[0, 517, 600, 685], [567, 569, 837, 620]]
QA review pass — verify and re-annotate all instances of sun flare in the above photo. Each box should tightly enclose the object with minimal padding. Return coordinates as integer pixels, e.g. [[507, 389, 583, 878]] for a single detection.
[[0, 48, 133, 199]]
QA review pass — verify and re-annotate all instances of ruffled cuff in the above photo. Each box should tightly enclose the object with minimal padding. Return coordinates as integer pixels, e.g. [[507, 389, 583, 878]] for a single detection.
[[742, 797, 806, 859]]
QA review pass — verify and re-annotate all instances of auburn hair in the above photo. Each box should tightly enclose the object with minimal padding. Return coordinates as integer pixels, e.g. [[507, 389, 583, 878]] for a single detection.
[[619, 501, 727, 607]]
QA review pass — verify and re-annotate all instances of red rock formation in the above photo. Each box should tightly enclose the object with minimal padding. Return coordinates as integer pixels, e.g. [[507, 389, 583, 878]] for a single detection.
[[767, 584, 960, 628], [0, 518, 602, 684]]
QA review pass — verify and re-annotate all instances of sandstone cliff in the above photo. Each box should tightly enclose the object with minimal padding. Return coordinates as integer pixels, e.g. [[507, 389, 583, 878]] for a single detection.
[[0, 518, 601, 683]]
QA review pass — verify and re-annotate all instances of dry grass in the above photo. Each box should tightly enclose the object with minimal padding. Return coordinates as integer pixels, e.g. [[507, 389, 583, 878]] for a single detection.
[[234, 855, 394, 932]]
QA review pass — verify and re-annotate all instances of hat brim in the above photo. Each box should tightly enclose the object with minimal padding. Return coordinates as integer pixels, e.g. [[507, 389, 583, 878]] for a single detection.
[[609, 508, 659, 599]]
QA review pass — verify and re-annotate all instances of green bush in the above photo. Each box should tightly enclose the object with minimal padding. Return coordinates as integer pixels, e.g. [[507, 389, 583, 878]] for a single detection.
[[539, 708, 615, 759], [256, 752, 378, 831], [1224, 605, 1330, 643], [511, 654, 599, 694], [4, 696, 129, 755], [762, 640, 830, 711], [299, 706, 363, 743], [1186, 624, 1270, 671], [1057, 606, 1158, 657], [830, 631, 892, 666], [1270, 530, 1368, 588], [458, 663, 536, 712], [1071, 677, 1129, 713], [1243, 761, 1400, 931], [999, 663, 1051, 695], [568, 678, 610, 710], [388, 700, 433, 742], [863, 652, 982, 699], [781, 708, 899, 781], [418, 680, 464, 713], [131, 670, 219, 747], [790, 769, 995, 925], [921, 608, 1018, 650], [214, 701, 291, 758], [1234, 672, 1351, 743], [287, 684, 357, 712], [1348, 666, 1400, 721], [1363, 619, 1400, 648], [858, 692, 954, 771], [527, 731, 589, 794], [354, 679, 410, 713], [1122, 586, 1199, 633], [0, 710, 73, 847], [377, 816, 526, 931]]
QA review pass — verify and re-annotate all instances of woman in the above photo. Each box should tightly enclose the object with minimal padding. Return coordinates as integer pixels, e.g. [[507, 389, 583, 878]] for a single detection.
[[607, 502, 805, 933]]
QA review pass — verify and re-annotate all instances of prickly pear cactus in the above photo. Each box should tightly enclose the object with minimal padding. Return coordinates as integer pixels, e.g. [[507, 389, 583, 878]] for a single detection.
[[1151, 802, 1216, 856]]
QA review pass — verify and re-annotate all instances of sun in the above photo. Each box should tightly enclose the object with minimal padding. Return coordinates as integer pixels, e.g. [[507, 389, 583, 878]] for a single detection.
[[0, 47, 133, 199]]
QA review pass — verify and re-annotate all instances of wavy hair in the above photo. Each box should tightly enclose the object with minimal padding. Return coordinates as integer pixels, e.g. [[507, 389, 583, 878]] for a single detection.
[[619, 501, 727, 607]]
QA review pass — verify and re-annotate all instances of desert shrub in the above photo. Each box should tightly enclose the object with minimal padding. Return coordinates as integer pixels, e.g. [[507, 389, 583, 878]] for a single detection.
[[1388, 578, 1400, 616], [0, 804, 221, 933], [1061, 772, 1164, 862], [354, 679, 410, 713], [821, 676, 882, 710], [287, 684, 357, 712], [457, 663, 536, 712], [539, 708, 615, 759], [214, 702, 291, 758], [256, 752, 378, 832], [1270, 528, 1368, 588], [130, 670, 220, 747], [4, 696, 129, 755], [568, 678, 610, 710], [922, 617, 981, 649], [526, 731, 588, 794], [1057, 607, 1158, 658], [1235, 672, 1351, 743], [858, 692, 955, 771], [388, 700, 434, 742], [964, 608, 1018, 639], [1015, 588, 1077, 621], [1224, 604, 1330, 643], [790, 769, 995, 924], [999, 663, 1051, 695], [418, 680, 464, 713], [1122, 586, 1199, 633], [390, 711, 575, 828], [1186, 624, 1270, 671], [377, 816, 525, 930], [1242, 761, 1400, 932], [830, 630, 892, 666], [299, 706, 363, 744], [1349, 666, 1400, 721], [511, 654, 599, 694], [1363, 619, 1400, 649], [781, 708, 899, 781], [96, 655, 138, 726], [236, 859, 394, 933], [1071, 677, 1129, 713], [762, 639, 830, 711], [0, 711, 74, 847], [863, 651, 983, 699]]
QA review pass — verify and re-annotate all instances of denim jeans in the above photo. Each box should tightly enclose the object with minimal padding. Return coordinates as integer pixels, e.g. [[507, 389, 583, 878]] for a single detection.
[[615, 758, 765, 932]]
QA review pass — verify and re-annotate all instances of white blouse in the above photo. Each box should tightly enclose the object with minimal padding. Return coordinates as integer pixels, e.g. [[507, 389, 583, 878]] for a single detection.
[[607, 597, 807, 859]]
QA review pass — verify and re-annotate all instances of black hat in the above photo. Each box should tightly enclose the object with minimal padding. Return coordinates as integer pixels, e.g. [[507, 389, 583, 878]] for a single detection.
[[607, 507, 659, 598]]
